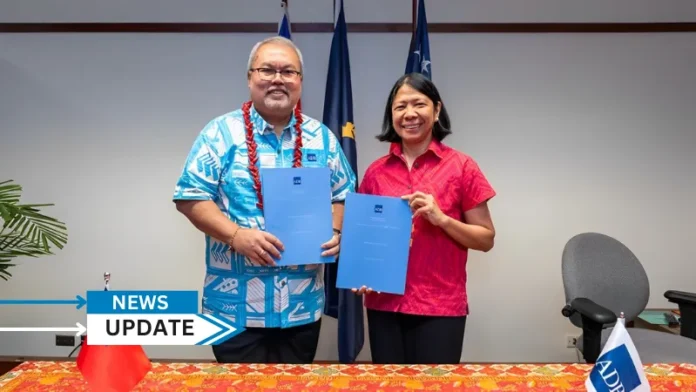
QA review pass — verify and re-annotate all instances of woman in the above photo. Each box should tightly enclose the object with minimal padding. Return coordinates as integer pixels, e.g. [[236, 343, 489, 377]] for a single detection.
[[354, 73, 496, 365]]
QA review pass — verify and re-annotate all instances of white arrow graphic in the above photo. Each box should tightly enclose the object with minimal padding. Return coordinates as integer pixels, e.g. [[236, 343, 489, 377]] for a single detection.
[[0, 322, 86, 336]]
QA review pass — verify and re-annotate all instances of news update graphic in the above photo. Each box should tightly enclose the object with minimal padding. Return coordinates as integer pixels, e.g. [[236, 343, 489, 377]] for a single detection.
[[85, 290, 243, 345], [0, 290, 239, 345]]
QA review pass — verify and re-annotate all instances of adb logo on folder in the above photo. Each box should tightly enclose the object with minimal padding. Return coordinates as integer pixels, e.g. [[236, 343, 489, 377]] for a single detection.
[[374, 204, 383, 213], [293, 176, 301, 185]]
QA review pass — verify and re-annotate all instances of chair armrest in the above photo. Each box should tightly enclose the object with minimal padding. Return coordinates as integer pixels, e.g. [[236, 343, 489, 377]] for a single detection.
[[664, 290, 696, 340], [562, 297, 617, 364], [563, 298, 618, 325]]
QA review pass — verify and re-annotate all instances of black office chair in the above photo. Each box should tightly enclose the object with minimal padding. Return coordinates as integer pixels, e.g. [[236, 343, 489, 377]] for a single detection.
[[561, 232, 696, 364]]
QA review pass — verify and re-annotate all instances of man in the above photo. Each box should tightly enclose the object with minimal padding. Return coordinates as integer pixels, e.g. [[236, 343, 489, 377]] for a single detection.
[[172, 36, 356, 364]]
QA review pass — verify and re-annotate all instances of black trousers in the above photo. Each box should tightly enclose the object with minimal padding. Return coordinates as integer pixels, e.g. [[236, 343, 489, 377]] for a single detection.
[[367, 309, 467, 364], [212, 319, 322, 364]]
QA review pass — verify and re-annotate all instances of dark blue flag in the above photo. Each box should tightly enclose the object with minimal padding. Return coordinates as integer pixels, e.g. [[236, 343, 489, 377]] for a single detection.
[[405, 0, 432, 79], [278, 0, 292, 39], [278, 1, 304, 110], [322, 0, 364, 364]]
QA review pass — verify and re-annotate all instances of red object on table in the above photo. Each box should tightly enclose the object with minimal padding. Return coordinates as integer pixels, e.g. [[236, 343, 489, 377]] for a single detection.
[[76, 336, 151, 392]]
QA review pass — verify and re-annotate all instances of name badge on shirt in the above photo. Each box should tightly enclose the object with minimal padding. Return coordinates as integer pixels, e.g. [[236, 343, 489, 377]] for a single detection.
[[260, 154, 276, 168]]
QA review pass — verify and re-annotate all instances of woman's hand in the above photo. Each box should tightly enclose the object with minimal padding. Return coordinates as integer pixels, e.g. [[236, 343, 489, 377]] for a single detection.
[[402, 191, 449, 227], [352, 286, 379, 295]]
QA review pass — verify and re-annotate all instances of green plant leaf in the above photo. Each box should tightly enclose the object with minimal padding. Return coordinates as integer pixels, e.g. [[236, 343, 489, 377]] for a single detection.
[[0, 180, 68, 281]]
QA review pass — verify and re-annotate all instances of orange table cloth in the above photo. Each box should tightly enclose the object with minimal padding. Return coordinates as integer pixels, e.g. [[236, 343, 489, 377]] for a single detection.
[[0, 361, 695, 391]]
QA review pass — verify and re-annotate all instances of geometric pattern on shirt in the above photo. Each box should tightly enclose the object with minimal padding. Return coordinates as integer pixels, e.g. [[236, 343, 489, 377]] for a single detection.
[[173, 104, 356, 329]]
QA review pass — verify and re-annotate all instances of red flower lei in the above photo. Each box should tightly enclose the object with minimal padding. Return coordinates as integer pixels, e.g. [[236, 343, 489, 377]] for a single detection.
[[242, 100, 303, 210]]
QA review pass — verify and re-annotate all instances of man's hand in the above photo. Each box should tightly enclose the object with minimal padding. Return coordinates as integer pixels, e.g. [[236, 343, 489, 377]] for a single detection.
[[402, 191, 448, 227], [321, 232, 341, 258], [232, 228, 284, 266]]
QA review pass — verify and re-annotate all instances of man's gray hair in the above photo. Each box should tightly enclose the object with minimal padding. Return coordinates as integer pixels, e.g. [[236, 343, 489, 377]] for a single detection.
[[247, 36, 304, 73]]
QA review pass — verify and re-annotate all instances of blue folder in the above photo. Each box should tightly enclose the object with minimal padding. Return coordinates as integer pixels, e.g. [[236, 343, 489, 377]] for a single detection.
[[336, 193, 412, 295], [260, 167, 335, 266]]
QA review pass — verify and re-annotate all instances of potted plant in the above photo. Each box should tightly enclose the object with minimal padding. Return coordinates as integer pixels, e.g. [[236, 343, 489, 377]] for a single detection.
[[0, 180, 68, 281]]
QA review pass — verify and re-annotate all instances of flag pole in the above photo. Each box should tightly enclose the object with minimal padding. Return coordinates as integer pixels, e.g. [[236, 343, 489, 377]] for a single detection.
[[407, 0, 417, 67], [412, 0, 417, 34]]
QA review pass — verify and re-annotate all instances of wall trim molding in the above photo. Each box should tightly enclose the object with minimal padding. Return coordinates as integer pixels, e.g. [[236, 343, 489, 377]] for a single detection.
[[1, 22, 696, 34]]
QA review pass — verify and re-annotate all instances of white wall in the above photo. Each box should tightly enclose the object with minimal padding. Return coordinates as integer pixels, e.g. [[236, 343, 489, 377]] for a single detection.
[[1, 1, 695, 363]]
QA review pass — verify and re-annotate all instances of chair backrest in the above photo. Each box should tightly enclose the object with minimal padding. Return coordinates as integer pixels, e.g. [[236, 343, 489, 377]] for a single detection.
[[562, 232, 650, 329]]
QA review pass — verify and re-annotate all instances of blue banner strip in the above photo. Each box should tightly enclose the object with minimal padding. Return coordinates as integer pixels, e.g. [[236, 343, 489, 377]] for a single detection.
[[86, 290, 199, 314]]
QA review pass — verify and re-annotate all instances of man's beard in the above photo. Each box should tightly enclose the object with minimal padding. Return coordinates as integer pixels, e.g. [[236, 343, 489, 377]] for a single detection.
[[263, 92, 292, 111], [263, 89, 291, 110]]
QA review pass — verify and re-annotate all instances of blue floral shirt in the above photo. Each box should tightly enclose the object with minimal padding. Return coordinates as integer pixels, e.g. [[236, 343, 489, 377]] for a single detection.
[[173, 105, 356, 329]]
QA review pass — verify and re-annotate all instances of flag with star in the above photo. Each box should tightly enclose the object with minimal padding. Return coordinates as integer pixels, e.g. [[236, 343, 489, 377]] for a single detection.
[[322, 0, 364, 364], [405, 0, 432, 78]]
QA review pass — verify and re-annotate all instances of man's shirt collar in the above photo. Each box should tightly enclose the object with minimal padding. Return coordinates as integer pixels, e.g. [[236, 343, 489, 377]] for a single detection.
[[249, 104, 298, 135]]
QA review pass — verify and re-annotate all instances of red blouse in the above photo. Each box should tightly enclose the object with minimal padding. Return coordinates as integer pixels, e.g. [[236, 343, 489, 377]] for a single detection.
[[358, 139, 496, 317]]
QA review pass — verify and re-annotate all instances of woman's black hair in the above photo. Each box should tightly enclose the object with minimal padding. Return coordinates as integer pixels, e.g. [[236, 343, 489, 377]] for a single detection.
[[376, 72, 452, 143]]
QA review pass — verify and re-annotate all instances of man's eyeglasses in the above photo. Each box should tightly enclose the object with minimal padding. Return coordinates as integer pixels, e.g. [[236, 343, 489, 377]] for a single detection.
[[251, 68, 302, 81]]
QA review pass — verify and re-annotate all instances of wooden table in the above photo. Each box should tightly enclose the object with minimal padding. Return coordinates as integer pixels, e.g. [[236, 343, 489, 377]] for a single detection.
[[0, 361, 695, 391]]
